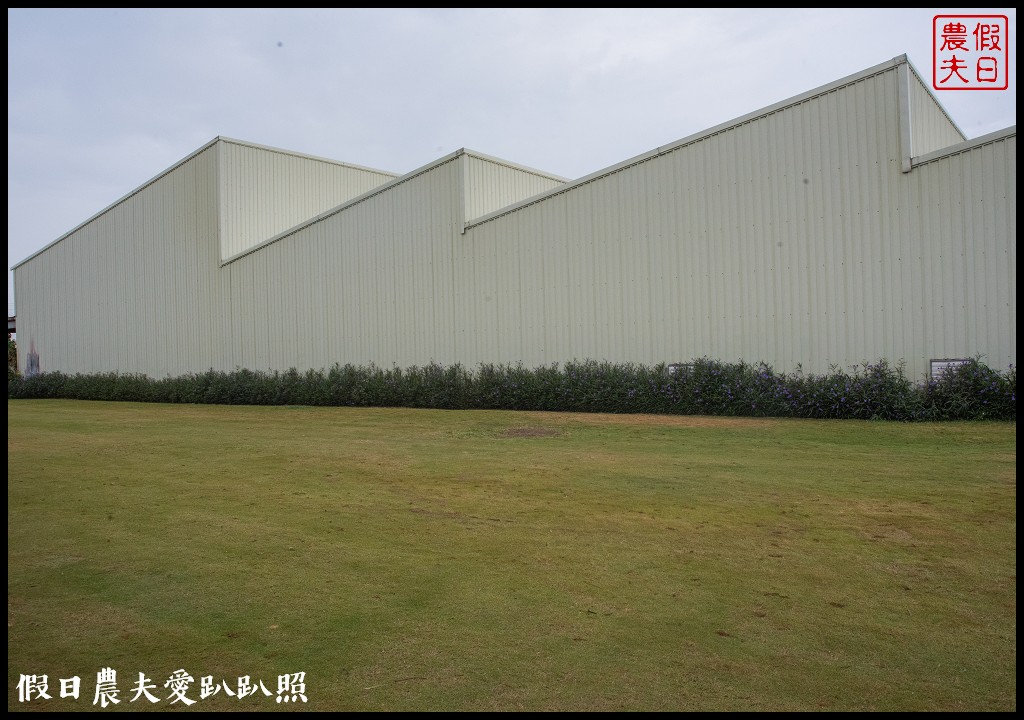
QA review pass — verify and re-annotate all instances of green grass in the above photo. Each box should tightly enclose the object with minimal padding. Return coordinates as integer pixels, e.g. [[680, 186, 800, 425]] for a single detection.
[[7, 400, 1016, 711]]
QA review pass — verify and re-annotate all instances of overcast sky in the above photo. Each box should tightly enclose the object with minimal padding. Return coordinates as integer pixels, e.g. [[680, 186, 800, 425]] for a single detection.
[[7, 8, 1017, 315]]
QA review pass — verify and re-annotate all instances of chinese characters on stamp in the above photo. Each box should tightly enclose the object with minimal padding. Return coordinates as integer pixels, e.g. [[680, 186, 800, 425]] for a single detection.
[[933, 15, 1009, 90]]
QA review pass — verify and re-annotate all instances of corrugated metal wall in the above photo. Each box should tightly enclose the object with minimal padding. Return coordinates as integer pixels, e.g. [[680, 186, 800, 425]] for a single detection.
[[908, 70, 966, 158], [218, 139, 397, 262], [458, 64, 1014, 380], [904, 133, 1016, 373], [460, 67, 901, 373], [13, 57, 1016, 383], [14, 145, 224, 377], [222, 156, 462, 370], [463, 152, 567, 223]]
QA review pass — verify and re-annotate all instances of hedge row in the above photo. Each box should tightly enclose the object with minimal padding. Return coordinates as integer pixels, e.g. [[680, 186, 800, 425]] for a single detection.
[[7, 357, 1016, 421]]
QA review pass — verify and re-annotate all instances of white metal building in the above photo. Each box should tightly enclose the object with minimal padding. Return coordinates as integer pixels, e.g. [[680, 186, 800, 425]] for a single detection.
[[12, 55, 1017, 382]]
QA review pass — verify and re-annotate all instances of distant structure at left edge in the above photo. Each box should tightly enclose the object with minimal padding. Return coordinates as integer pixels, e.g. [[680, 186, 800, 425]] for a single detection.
[[10, 55, 1017, 383]]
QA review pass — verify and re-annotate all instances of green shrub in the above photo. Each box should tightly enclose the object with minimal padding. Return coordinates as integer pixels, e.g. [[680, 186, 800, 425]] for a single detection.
[[8, 358, 1016, 421], [923, 358, 1016, 420]]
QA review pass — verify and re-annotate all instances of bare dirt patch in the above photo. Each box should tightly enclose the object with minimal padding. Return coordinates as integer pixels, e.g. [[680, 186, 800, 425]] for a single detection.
[[499, 427, 563, 439], [507, 411, 785, 429]]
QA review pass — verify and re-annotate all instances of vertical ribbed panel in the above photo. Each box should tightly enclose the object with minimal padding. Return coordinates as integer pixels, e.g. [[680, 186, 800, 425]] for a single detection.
[[14, 146, 222, 377], [13, 60, 1015, 384], [459, 67, 1013, 380], [222, 158, 461, 371], [909, 71, 966, 157], [463, 154, 567, 222], [219, 140, 396, 262], [906, 135, 1016, 373]]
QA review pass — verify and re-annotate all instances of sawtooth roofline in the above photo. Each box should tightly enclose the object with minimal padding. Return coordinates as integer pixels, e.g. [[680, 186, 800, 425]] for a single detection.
[[221, 54, 937, 263], [464, 54, 975, 230], [12, 53, 993, 271], [11, 136, 402, 270], [218, 146, 572, 266]]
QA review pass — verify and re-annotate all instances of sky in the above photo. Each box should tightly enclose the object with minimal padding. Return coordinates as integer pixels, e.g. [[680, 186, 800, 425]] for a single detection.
[[7, 8, 1017, 316]]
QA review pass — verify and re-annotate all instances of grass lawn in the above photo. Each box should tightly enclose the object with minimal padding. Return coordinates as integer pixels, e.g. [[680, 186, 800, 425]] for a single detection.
[[7, 400, 1016, 711]]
